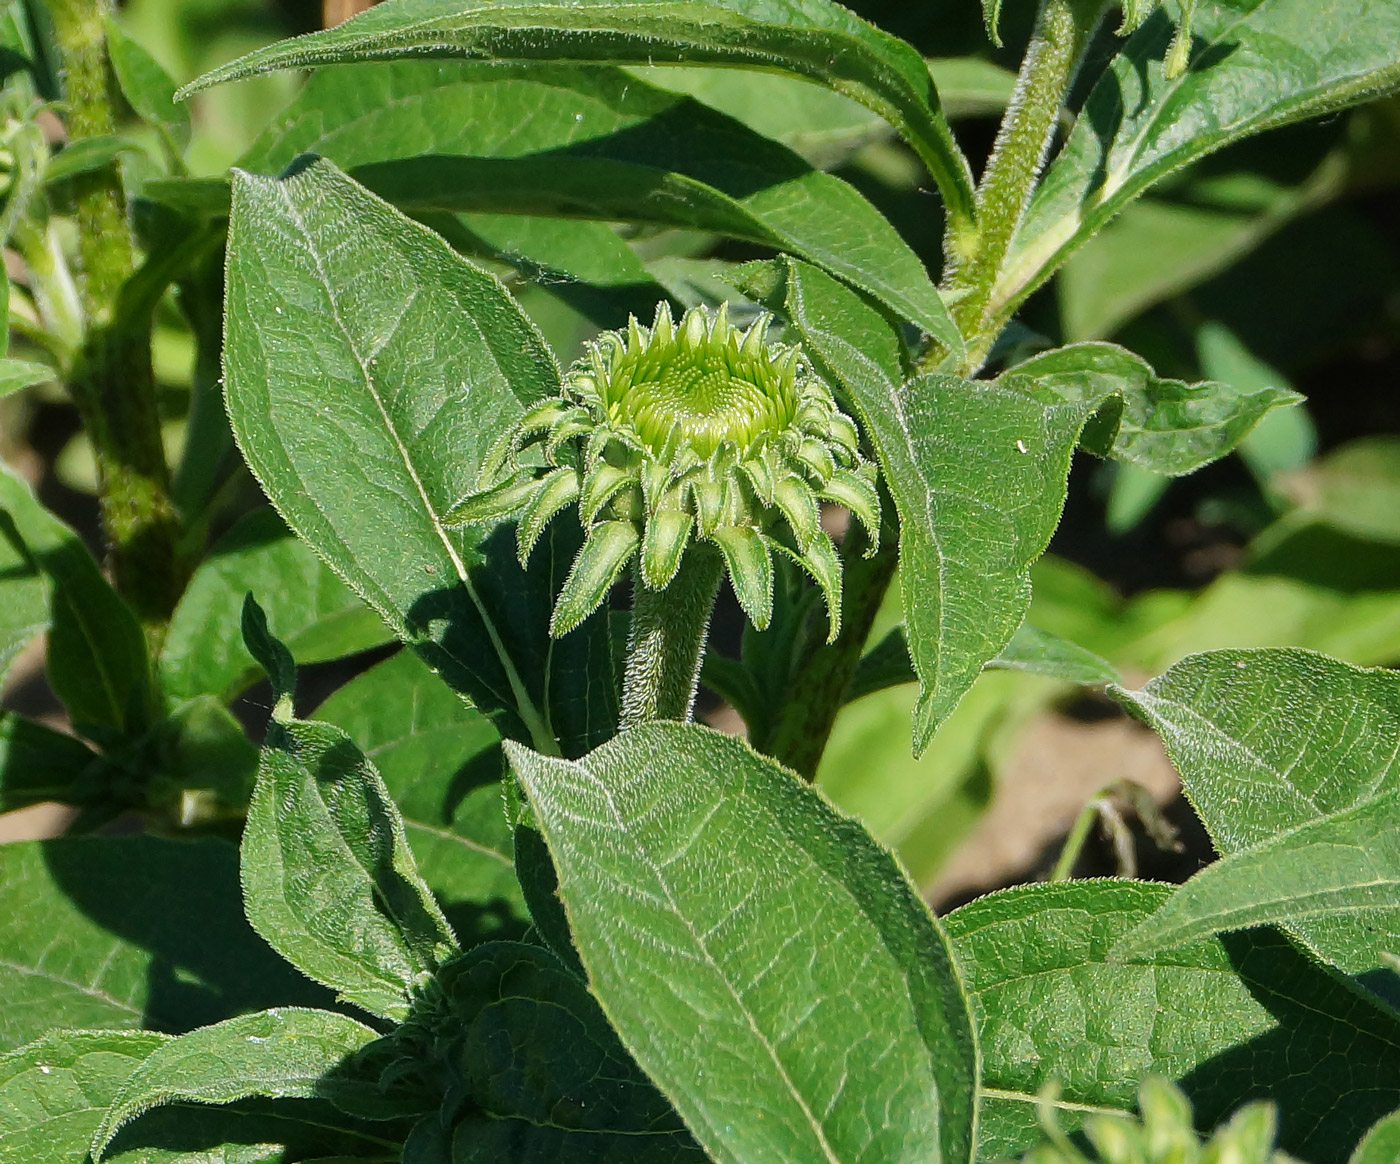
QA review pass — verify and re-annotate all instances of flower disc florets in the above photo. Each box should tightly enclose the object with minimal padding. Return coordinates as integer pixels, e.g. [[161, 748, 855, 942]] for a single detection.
[[451, 303, 881, 641]]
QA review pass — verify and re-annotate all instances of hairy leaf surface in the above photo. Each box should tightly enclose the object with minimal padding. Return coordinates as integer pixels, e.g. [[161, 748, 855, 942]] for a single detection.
[[507, 723, 977, 1164], [946, 879, 1400, 1164]]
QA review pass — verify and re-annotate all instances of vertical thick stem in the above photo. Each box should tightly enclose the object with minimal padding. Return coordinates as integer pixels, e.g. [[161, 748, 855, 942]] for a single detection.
[[620, 549, 724, 728], [941, 0, 1103, 372], [765, 526, 898, 780], [43, 0, 182, 626]]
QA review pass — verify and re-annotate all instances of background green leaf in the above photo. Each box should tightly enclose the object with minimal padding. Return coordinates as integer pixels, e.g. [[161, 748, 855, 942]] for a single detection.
[[92, 1008, 379, 1161], [1000, 0, 1400, 320], [1113, 791, 1400, 964], [179, 0, 976, 234], [507, 723, 978, 1164], [0, 466, 149, 736], [312, 649, 527, 947], [1279, 438, 1400, 544], [223, 156, 615, 754], [0, 837, 330, 1052], [945, 879, 1400, 1164], [161, 508, 390, 703], [0, 1029, 167, 1164], [1111, 649, 1400, 1005], [105, 14, 190, 155], [0, 713, 98, 813]]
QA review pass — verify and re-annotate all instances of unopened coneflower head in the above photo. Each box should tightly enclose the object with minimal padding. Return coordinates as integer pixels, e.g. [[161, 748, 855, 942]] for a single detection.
[[448, 302, 880, 641]]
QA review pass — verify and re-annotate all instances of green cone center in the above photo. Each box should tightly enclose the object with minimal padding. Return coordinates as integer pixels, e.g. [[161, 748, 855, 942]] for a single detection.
[[605, 348, 797, 458]]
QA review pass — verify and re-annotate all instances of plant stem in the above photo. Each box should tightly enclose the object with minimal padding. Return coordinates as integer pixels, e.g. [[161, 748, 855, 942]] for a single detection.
[[765, 525, 898, 781], [620, 548, 724, 728], [43, 0, 183, 628], [940, 0, 1104, 373]]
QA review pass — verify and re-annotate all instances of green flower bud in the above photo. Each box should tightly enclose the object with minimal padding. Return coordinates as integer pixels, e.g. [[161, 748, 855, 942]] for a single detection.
[[462, 302, 881, 641]]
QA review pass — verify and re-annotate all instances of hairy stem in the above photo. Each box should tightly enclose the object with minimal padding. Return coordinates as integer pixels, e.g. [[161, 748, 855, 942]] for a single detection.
[[939, 0, 1104, 373], [765, 525, 897, 780], [43, 0, 183, 627], [620, 548, 724, 728]]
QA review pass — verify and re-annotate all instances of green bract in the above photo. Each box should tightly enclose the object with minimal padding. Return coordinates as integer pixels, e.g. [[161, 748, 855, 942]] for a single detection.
[[452, 303, 880, 640]]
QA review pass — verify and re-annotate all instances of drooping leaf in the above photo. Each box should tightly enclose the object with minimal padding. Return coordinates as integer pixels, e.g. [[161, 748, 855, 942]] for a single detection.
[[1111, 649, 1400, 1006], [437, 942, 704, 1161], [43, 135, 142, 185], [1112, 790, 1400, 963], [160, 507, 390, 704], [223, 156, 615, 755], [91, 1008, 380, 1161], [0, 837, 331, 1052], [213, 60, 961, 347], [0, 712, 98, 812], [506, 722, 978, 1164], [312, 649, 528, 947], [1351, 1110, 1400, 1164], [243, 703, 459, 1021], [1000, 0, 1400, 321], [0, 465, 149, 735], [945, 879, 1400, 1164], [739, 258, 1101, 750], [104, 16, 190, 154], [179, 0, 977, 235], [1005, 342, 1302, 475], [0, 1029, 168, 1164]]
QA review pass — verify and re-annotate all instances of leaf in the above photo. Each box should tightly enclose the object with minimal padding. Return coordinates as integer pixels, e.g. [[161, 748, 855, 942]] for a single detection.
[[1004, 342, 1302, 476], [0, 501, 50, 687], [0, 712, 98, 812], [104, 16, 190, 154], [1279, 438, 1400, 544], [0, 836, 331, 1052], [178, 0, 977, 235], [987, 621, 1122, 685], [0, 1029, 168, 1164], [312, 649, 528, 947], [0, 465, 149, 735], [160, 507, 391, 704], [506, 722, 978, 1164], [0, 358, 53, 398], [91, 1008, 380, 1161], [1110, 649, 1400, 1006], [438, 941, 704, 1161], [225, 61, 959, 348], [1000, 0, 1400, 320], [945, 879, 1400, 1164], [739, 257, 1102, 750], [1112, 791, 1400, 962], [1352, 1110, 1400, 1164], [244, 696, 460, 1020], [224, 155, 615, 755], [926, 56, 1018, 120], [44, 135, 141, 185]]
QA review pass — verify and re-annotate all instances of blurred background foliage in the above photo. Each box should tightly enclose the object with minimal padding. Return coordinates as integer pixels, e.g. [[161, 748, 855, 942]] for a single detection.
[[2, 0, 1397, 904]]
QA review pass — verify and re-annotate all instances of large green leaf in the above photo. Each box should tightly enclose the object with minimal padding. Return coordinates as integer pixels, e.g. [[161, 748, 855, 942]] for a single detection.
[[0, 466, 149, 736], [215, 60, 961, 346], [1111, 649, 1400, 1005], [179, 0, 976, 234], [0, 837, 330, 1052], [91, 1008, 380, 1160], [945, 879, 1400, 1164], [439, 942, 704, 1161], [506, 723, 978, 1164], [224, 156, 614, 755], [1113, 790, 1400, 962], [161, 507, 390, 704], [244, 697, 459, 1022], [313, 649, 528, 946], [997, 0, 1400, 321], [0, 1029, 168, 1164]]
